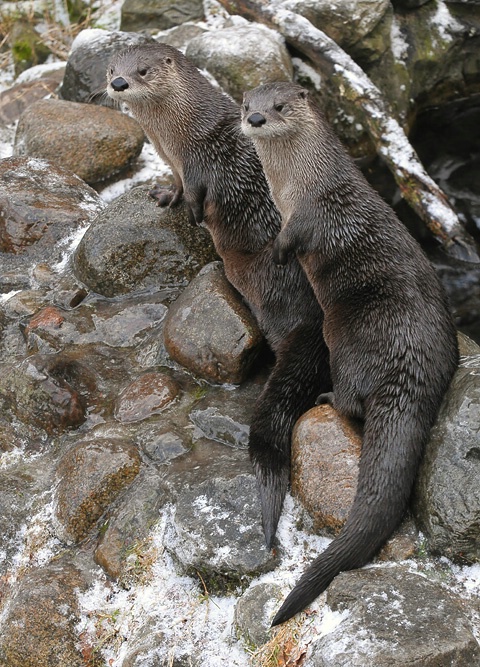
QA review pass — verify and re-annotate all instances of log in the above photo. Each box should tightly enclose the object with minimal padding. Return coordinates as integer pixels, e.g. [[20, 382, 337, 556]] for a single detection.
[[219, 0, 480, 263]]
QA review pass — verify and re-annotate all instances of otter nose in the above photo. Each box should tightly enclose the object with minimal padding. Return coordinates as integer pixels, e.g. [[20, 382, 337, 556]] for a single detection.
[[111, 77, 129, 92], [247, 112, 266, 128]]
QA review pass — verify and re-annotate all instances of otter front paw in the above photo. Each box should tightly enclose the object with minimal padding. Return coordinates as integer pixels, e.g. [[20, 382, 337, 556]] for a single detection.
[[148, 185, 181, 207]]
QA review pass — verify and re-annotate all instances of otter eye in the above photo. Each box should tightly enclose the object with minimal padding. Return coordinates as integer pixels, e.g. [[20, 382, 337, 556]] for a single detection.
[[138, 67, 148, 76], [109, 67, 113, 75], [274, 104, 284, 112], [243, 103, 249, 112], [165, 57, 172, 65]]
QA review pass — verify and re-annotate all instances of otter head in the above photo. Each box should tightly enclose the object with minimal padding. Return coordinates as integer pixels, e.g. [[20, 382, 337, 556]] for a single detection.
[[241, 82, 310, 142], [106, 43, 187, 107]]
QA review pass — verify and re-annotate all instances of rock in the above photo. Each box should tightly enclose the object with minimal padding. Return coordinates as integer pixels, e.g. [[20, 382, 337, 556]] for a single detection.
[[164, 262, 263, 384], [0, 559, 87, 667], [95, 468, 168, 582], [0, 355, 86, 433], [234, 582, 285, 647], [73, 186, 217, 297], [414, 351, 480, 562], [59, 29, 155, 104], [139, 426, 189, 463], [24, 294, 168, 356], [289, 0, 391, 49], [156, 21, 207, 50], [291, 404, 363, 534], [0, 78, 60, 125], [0, 156, 104, 261], [185, 23, 293, 102], [166, 473, 276, 586], [10, 18, 51, 77], [189, 379, 263, 449], [54, 437, 142, 543], [114, 371, 180, 423], [307, 567, 480, 666], [14, 99, 145, 184], [121, 0, 204, 32]]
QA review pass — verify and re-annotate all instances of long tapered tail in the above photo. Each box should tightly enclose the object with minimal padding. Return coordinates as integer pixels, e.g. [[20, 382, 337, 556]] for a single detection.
[[249, 324, 331, 548], [271, 403, 434, 625]]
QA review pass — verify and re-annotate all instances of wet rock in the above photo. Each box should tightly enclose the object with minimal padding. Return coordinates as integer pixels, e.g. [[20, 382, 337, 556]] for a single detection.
[[189, 377, 263, 448], [186, 23, 293, 102], [0, 156, 104, 261], [25, 293, 168, 357], [140, 427, 189, 463], [291, 404, 363, 534], [307, 567, 480, 666], [164, 262, 263, 384], [166, 473, 276, 586], [0, 78, 60, 125], [0, 559, 87, 667], [414, 351, 480, 562], [121, 0, 204, 32], [60, 29, 155, 103], [73, 186, 217, 297], [0, 355, 86, 433], [14, 99, 145, 184], [234, 582, 284, 647], [95, 467, 168, 581], [55, 437, 142, 543], [114, 371, 180, 423]]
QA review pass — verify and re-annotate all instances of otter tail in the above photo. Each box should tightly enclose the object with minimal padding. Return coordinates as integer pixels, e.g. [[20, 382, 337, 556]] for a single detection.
[[249, 324, 331, 548], [271, 401, 434, 626]]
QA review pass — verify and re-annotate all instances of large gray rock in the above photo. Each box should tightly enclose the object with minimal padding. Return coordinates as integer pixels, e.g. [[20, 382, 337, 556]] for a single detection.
[[166, 473, 276, 585], [14, 99, 144, 184], [59, 29, 155, 103], [414, 346, 480, 562], [307, 567, 480, 666], [186, 23, 293, 102], [163, 262, 263, 384], [73, 186, 217, 298], [121, 0, 204, 32]]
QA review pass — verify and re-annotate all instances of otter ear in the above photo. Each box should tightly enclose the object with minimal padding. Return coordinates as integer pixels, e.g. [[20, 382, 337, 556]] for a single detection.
[[299, 89, 308, 100]]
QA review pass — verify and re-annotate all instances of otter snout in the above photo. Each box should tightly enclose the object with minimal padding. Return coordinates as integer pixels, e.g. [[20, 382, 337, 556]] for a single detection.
[[247, 112, 267, 128], [111, 77, 129, 92]]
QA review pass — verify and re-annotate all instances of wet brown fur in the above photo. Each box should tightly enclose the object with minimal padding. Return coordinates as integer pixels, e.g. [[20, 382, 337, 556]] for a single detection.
[[242, 81, 459, 626], [106, 45, 332, 550]]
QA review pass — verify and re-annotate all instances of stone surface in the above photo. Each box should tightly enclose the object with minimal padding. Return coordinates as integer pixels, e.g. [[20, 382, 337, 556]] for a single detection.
[[95, 468, 168, 581], [73, 186, 217, 297], [60, 29, 155, 103], [414, 351, 480, 562], [0, 559, 87, 667], [55, 437, 142, 543], [0, 78, 60, 125], [0, 355, 86, 434], [291, 404, 363, 534], [307, 567, 480, 666], [163, 262, 263, 384], [0, 156, 104, 259], [186, 23, 293, 102], [166, 473, 276, 585], [114, 371, 180, 423], [234, 582, 285, 647], [14, 99, 145, 184], [121, 0, 204, 32]]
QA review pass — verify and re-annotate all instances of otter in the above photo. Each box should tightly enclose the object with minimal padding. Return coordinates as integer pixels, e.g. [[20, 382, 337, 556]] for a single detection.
[[106, 45, 332, 549], [241, 82, 459, 626]]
